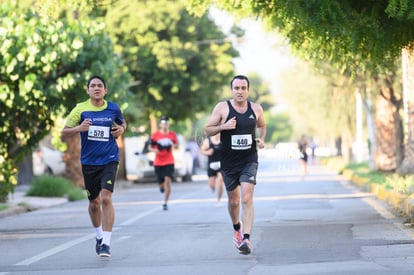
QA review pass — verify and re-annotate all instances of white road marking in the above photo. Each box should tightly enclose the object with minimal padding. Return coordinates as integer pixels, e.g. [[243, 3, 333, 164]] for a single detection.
[[14, 234, 94, 266]]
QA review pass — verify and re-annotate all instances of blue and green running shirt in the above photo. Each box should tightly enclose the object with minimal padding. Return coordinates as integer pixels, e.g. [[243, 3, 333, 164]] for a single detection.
[[65, 99, 124, 166]]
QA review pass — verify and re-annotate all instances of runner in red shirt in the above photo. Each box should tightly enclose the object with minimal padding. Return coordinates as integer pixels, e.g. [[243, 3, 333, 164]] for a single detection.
[[150, 115, 178, 210]]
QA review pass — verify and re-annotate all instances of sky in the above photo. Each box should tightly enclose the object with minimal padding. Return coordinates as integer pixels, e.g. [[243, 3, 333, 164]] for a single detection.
[[209, 8, 299, 99]]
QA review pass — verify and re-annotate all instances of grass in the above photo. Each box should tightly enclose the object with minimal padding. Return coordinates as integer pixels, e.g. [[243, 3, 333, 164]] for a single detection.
[[344, 161, 391, 185], [27, 175, 86, 201], [0, 204, 8, 211], [323, 157, 414, 196]]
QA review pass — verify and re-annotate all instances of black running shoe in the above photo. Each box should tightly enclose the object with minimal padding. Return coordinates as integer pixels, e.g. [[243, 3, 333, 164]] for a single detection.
[[163, 203, 168, 210], [239, 239, 251, 255], [98, 244, 111, 257], [95, 238, 102, 255]]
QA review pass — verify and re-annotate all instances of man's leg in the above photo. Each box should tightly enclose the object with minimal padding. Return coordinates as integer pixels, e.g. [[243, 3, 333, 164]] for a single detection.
[[227, 186, 241, 225], [227, 186, 244, 249], [101, 189, 114, 232], [208, 176, 216, 192], [216, 174, 224, 203], [238, 182, 255, 255], [88, 196, 102, 228], [88, 196, 104, 255], [96, 189, 114, 257], [240, 182, 254, 235], [164, 176, 172, 205]]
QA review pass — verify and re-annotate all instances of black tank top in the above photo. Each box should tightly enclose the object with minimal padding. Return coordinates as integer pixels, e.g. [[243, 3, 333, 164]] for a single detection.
[[208, 137, 222, 163], [220, 100, 258, 169]]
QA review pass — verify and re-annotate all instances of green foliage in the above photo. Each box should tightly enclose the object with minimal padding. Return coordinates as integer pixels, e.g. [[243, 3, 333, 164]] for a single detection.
[[247, 73, 275, 111], [188, 0, 414, 77], [343, 161, 394, 190], [385, 174, 414, 194], [27, 175, 72, 197], [67, 187, 87, 201], [0, 155, 17, 202], [386, 0, 414, 20], [264, 112, 292, 144], [27, 174, 85, 200], [279, 60, 356, 142], [343, 160, 414, 195], [0, 2, 131, 196], [99, 0, 239, 128]]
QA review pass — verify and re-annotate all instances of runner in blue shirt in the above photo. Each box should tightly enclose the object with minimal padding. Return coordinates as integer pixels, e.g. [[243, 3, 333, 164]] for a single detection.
[[61, 75, 126, 257]]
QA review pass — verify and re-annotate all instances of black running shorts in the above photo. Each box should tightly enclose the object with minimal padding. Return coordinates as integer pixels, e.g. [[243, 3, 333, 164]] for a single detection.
[[221, 162, 258, 191], [154, 164, 175, 184], [82, 161, 119, 201]]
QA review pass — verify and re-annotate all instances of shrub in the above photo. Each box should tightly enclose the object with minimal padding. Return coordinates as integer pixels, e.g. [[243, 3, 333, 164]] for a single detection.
[[67, 188, 87, 201], [27, 175, 73, 197]]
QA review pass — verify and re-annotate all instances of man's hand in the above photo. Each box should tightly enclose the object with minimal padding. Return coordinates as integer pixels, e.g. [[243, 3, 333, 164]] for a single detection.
[[111, 124, 124, 138], [255, 138, 265, 149], [221, 116, 237, 131], [79, 119, 92, 132]]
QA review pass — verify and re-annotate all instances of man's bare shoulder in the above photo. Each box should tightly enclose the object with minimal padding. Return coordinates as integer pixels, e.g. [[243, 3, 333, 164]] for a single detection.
[[250, 101, 264, 112], [212, 100, 229, 111], [216, 100, 228, 107]]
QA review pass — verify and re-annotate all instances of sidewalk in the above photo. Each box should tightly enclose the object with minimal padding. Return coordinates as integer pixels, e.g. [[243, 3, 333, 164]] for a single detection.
[[0, 184, 68, 218], [0, 179, 152, 219]]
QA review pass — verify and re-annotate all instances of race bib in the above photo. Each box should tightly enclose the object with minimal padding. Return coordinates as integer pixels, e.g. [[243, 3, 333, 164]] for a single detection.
[[231, 134, 252, 150], [88, 125, 110, 142]]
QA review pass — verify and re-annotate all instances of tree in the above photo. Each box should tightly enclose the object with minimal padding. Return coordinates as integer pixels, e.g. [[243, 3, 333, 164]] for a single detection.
[[188, 0, 414, 172], [264, 112, 292, 144], [98, 0, 240, 133], [0, 2, 131, 199], [278, 60, 358, 160]]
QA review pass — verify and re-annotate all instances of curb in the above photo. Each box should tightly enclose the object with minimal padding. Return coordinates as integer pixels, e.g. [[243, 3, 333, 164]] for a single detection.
[[0, 204, 32, 218], [343, 169, 414, 222]]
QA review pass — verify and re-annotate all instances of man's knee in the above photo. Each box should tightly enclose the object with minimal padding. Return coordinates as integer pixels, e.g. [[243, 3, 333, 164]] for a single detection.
[[228, 195, 240, 208], [89, 198, 101, 211], [100, 190, 113, 206]]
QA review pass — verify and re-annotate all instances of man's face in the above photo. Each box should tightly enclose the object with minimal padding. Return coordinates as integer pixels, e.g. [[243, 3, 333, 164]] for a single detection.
[[231, 79, 249, 102], [160, 120, 169, 130], [87, 79, 107, 100]]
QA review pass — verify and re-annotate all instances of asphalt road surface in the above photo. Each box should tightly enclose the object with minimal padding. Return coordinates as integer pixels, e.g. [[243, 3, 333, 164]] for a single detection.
[[1, 151, 414, 275]]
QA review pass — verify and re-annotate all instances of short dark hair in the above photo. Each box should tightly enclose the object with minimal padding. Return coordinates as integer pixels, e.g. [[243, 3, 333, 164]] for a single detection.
[[230, 75, 249, 89], [87, 75, 106, 88]]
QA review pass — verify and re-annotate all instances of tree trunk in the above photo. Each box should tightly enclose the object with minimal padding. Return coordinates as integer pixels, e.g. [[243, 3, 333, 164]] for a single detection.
[[374, 83, 403, 172], [116, 136, 126, 181], [17, 154, 33, 186], [150, 115, 158, 134], [397, 46, 414, 175], [62, 135, 83, 188], [362, 87, 377, 170], [341, 130, 353, 163], [355, 89, 364, 162]]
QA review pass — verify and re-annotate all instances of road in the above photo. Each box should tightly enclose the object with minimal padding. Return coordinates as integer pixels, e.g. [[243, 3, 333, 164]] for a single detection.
[[1, 152, 414, 275]]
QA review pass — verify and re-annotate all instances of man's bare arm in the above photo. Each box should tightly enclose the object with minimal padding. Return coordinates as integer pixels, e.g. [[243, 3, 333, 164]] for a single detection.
[[61, 119, 92, 139], [205, 102, 236, 136], [205, 102, 224, 136], [254, 103, 266, 149]]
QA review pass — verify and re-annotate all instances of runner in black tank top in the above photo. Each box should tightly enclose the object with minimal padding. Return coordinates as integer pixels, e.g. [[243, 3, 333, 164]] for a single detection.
[[204, 75, 267, 256], [220, 100, 258, 169]]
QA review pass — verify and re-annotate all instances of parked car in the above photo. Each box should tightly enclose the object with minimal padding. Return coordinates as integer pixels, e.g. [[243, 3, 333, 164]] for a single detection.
[[33, 145, 66, 176], [125, 135, 193, 183]]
